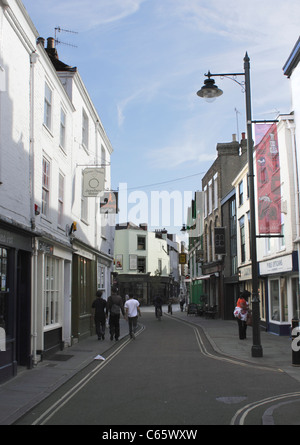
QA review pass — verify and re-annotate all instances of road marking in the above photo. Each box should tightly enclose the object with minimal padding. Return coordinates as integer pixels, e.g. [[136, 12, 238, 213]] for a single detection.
[[262, 397, 300, 425], [230, 392, 300, 425], [167, 314, 283, 373], [32, 327, 145, 425]]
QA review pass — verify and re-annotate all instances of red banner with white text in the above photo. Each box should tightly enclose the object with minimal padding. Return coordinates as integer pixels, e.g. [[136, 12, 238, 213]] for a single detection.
[[255, 123, 281, 234]]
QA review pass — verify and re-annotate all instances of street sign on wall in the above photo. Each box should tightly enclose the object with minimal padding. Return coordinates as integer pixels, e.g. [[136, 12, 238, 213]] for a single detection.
[[179, 253, 187, 264]]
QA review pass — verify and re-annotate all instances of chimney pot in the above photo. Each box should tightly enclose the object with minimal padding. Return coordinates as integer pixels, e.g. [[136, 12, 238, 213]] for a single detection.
[[47, 37, 55, 49], [37, 37, 45, 47]]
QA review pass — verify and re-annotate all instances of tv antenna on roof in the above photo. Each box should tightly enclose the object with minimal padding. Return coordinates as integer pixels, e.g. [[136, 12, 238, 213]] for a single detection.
[[54, 26, 78, 48]]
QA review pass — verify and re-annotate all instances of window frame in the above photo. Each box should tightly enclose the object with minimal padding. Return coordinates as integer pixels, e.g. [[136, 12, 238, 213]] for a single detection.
[[44, 256, 61, 328], [42, 157, 50, 217], [58, 172, 64, 227], [60, 107, 66, 150], [82, 109, 89, 150], [44, 82, 52, 130]]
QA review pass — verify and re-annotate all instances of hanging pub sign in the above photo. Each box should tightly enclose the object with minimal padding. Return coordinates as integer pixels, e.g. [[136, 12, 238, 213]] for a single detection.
[[215, 227, 226, 255], [82, 168, 105, 197], [100, 191, 118, 214]]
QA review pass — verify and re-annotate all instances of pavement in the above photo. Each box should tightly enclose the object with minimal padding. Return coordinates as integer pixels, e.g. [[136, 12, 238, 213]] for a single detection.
[[0, 305, 300, 425]]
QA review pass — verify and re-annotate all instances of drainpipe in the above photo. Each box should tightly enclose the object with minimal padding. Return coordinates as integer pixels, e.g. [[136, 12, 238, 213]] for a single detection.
[[29, 50, 38, 229], [30, 50, 38, 365], [287, 118, 300, 317], [32, 238, 38, 366]]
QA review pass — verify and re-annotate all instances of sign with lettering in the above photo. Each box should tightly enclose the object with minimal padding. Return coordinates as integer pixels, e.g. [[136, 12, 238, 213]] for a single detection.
[[260, 254, 293, 275], [179, 253, 187, 264], [82, 168, 105, 197]]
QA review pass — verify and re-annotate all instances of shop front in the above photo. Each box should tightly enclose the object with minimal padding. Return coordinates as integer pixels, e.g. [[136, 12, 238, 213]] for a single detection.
[[116, 274, 174, 306], [0, 225, 32, 383], [260, 253, 299, 335], [202, 260, 223, 313], [35, 240, 73, 359], [71, 247, 96, 342], [238, 263, 267, 330]]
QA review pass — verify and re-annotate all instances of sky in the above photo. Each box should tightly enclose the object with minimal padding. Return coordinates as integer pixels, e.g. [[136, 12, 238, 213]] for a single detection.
[[22, 0, 300, 239]]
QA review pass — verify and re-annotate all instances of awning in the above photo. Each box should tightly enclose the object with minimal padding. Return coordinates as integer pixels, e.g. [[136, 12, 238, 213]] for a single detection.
[[194, 275, 211, 280]]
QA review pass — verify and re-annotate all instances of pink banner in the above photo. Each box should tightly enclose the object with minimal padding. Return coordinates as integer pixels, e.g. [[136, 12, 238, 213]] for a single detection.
[[255, 123, 281, 234]]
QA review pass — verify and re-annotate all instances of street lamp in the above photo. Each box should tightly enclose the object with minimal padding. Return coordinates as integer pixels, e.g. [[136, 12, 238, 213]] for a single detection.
[[197, 53, 263, 358]]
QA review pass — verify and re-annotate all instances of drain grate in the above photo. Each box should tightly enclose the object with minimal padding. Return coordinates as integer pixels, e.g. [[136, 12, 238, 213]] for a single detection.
[[47, 354, 74, 361]]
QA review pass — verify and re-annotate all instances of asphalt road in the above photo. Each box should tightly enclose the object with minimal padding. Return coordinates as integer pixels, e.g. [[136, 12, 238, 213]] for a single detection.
[[16, 311, 300, 426]]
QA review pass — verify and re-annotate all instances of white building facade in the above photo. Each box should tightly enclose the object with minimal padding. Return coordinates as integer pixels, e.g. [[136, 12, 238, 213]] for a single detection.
[[257, 116, 299, 335], [114, 223, 180, 305], [0, 0, 114, 382], [233, 116, 299, 335]]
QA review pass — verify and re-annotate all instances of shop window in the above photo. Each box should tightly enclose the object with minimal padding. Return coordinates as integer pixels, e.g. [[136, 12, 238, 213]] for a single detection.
[[269, 278, 287, 323], [97, 263, 106, 292], [80, 257, 89, 315], [280, 277, 288, 322], [292, 277, 300, 319], [44, 256, 60, 326], [0, 248, 8, 332]]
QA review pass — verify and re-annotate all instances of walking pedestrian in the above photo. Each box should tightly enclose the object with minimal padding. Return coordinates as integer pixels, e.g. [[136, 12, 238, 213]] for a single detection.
[[91, 290, 107, 340], [168, 298, 173, 315], [180, 296, 185, 312], [233, 290, 250, 340], [107, 286, 125, 341], [124, 294, 141, 339]]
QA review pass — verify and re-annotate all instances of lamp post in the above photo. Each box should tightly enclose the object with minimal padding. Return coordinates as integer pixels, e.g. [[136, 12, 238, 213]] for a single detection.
[[197, 53, 263, 358]]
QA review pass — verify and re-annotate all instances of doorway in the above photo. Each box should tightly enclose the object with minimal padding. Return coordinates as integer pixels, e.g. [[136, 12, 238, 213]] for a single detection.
[[16, 250, 31, 368]]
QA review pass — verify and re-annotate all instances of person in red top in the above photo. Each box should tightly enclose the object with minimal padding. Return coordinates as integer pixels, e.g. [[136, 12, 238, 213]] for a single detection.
[[234, 291, 250, 340]]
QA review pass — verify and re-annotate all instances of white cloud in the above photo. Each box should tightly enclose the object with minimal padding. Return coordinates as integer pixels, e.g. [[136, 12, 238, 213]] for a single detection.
[[147, 139, 216, 170], [162, 0, 300, 45], [26, 0, 147, 30]]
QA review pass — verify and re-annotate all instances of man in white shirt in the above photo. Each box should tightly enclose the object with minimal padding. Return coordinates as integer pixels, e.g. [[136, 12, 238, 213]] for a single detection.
[[124, 294, 141, 339]]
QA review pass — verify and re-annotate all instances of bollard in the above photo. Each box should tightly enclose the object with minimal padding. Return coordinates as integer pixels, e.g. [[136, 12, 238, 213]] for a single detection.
[[291, 319, 300, 366]]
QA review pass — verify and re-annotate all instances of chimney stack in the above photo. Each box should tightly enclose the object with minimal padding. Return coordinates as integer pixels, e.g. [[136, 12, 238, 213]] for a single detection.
[[46, 37, 59, 60]]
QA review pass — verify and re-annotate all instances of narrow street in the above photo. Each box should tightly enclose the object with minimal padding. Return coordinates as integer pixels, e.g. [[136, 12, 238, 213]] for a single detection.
[[15, 310, 300, 426]]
